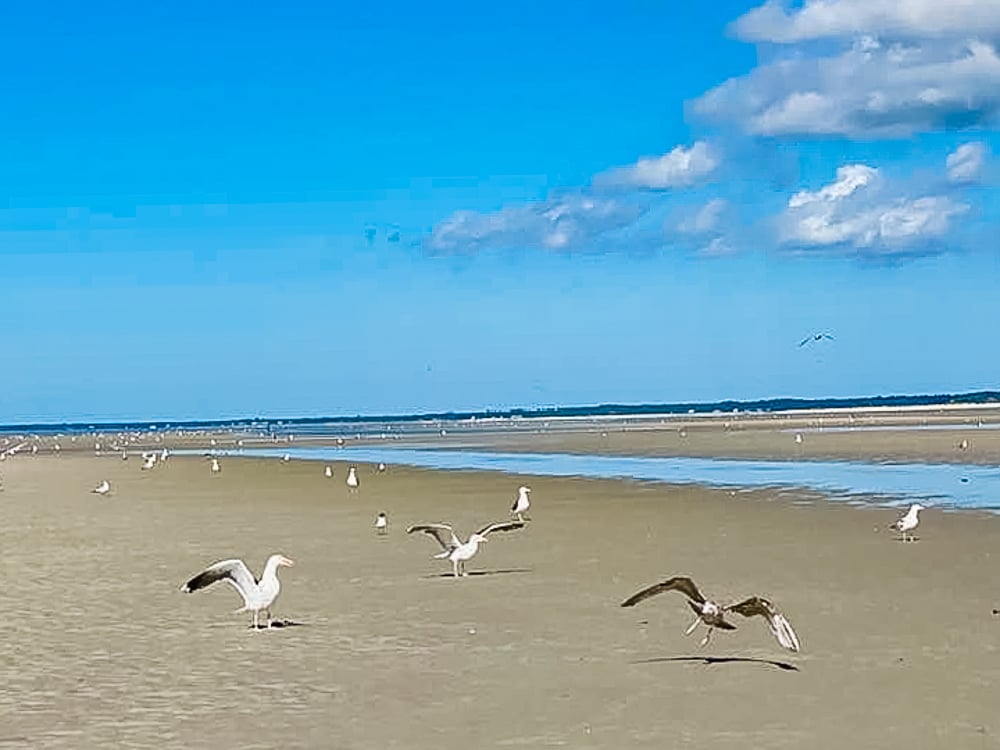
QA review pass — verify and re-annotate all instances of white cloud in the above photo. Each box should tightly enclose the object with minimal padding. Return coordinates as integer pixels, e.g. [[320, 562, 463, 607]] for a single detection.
[[733, 0, 1000, 43], [780, 163, 968, 252], [593, 141, 719, 189], [694, 37, 1000, 137], [679, 198, 729, 234], [946, 141, 988, 182], [427, 194, 646, 252]]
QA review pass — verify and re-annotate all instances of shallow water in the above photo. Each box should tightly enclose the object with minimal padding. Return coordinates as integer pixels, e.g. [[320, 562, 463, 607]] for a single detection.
[[221, 447, 1000, 511]]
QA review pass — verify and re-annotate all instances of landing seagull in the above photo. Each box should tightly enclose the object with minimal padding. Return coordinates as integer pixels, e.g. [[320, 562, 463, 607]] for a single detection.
[[620, 575, 800, 652], [92, 480, 111, 496], [407, 521, 525, 578], [511, 485, 532, 522], [180, 554, 295, 629], [889, 503, 924, 542]]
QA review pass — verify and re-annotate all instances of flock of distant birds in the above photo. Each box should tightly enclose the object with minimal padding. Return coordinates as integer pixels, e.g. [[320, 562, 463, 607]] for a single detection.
[[0, 432, 946, 656]]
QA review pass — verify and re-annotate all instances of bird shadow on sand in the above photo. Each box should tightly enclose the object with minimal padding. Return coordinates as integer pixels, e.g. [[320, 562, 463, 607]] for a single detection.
[[247, 619, 307, 630], [634, 655, 799, 672], [425, 568, 533, 579]]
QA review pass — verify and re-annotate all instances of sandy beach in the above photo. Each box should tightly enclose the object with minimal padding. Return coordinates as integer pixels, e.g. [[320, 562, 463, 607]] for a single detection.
[[1, 442, 998, 749]]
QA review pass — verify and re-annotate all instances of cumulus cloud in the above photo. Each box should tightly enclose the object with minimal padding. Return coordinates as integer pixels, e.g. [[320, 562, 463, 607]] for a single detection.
[[732, 0, 1000, 43], [593, 141, 719, 189], [946, 141, 988, 182], [694, 37, 1000, 137], [780, 163, 968, 252], [427, 194, 646, 253]]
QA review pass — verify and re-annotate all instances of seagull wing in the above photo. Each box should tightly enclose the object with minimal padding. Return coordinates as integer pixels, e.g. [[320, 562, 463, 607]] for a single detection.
[[620, 576, 706, 607], [407, 524, 460, 551], [798, 336, 812, 347], [475, 520, 525, 537], [725, 596, 801, 652], [180, 558, 258, 608]]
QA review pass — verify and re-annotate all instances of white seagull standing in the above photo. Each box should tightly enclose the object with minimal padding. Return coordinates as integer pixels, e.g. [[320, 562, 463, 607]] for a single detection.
[[346, 466, 359, 492], [211, 457, 221, 474], [324, 465, 333, 478], [375, 512, 389, 535], [92, 479, 111, 496], [407, 520, 525, 578], [141, 452, 157, 470], [621, 575, 800, 652], [180, 554, 295, 629], [889, 503, 924, 542], [511, 485, 532, 522]]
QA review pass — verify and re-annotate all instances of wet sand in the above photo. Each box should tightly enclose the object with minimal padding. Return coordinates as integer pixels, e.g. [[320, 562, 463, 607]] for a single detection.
[[1, 452, 999, 749]]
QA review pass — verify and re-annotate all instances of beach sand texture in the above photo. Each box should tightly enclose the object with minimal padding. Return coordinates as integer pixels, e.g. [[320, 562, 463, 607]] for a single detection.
[[1, 452, 998, 749]]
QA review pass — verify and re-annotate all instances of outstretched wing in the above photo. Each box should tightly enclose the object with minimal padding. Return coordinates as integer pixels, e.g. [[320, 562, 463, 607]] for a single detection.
[[620, 576, 706, 608], [726, 596, 801, 652], [407, 524, 460, 551], [180, 558, 257, 608], [475, 520, 525, 537]]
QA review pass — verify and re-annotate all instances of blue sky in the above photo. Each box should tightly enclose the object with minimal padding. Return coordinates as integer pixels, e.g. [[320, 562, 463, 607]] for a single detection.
[[3, 0, 999, 423]]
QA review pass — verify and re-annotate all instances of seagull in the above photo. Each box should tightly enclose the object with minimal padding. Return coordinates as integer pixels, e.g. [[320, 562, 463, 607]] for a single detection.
[[282, 454, 291, 462], [180, 554, 295, 629], [92, 480, 111, 496], [121, 450, 129, 461], [511, 485, 532, 522], [376, 462, 387, 473], [799, 332, 834, 347], [889, 503, 924, 542], [211, 458, 221, 474], [346, 466, 359, 491], [375, 512, 389, 535], [141, 452, 157, 470], [324, 465, 333, 478], [620, 575, 800, 652], [407, 521, 525, 578]]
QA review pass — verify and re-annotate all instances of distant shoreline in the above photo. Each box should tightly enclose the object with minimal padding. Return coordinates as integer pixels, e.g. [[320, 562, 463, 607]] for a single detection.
[[4, 390, 1000, 434]]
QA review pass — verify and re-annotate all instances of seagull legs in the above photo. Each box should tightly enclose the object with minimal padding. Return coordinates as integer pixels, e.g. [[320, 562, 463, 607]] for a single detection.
[[699, 627, 714, 648], [684, 616, 702, 637], [452, 559, 460, 578]]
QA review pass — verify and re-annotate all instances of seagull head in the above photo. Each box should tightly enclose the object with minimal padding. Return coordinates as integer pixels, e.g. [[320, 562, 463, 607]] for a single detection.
[[469, 532, 488, 544], [276, 554, 295, 567], [520, 486, 531, 494]]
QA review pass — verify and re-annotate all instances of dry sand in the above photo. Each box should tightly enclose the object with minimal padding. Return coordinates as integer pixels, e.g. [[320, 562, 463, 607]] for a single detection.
[[0, 450, 999, 749]]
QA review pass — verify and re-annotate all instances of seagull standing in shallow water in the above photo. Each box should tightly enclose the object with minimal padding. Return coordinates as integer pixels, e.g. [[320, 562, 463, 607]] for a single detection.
[[180, 554, 295, 629], [889, 503, 924, 542], [511, 485, 532, 522], [407, 521, 525, 577], [621, 575, 800, 652]]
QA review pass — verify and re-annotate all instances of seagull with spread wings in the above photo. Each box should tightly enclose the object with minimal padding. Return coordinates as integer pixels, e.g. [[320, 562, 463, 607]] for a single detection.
[[621, 575, 800, 652], [180, 553, 295, 629], [407, 521, 524, 577], [798, 332, 834, 347]]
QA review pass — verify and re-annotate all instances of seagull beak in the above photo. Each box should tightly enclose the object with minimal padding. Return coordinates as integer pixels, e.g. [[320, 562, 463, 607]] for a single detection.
[[281, 556, 295, 567]]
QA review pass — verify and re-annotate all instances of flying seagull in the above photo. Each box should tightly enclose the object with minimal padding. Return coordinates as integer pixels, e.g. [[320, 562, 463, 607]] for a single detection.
[[511, 485, 532, 522], [799, 332, 834, 347], [889, 503, 924, 542], [180, 554, 295, 629], [620, 575, 800, 652], [92, 479, 111, 496], [407, 521, 525, 578]]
